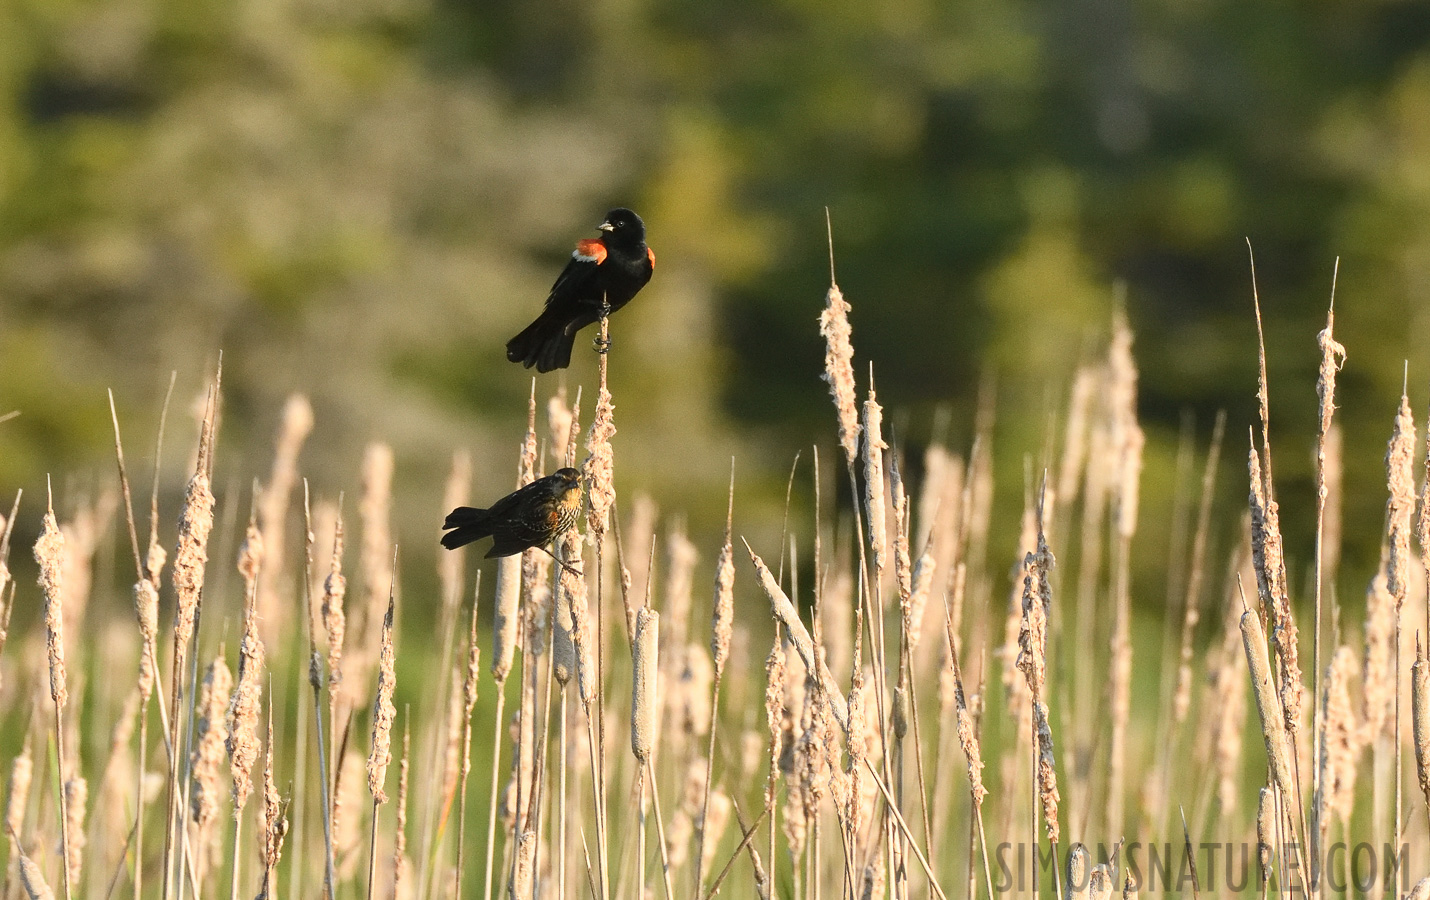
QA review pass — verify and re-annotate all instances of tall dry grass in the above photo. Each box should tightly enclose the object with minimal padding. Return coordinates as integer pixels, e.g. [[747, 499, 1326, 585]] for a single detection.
[[1, 245, 1430, 900]]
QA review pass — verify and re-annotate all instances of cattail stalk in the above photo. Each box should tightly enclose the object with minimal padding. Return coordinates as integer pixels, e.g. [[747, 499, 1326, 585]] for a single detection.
[[694, 467, 734, 896], [1385, 385, 1416, 857], [36, 488, 74, 900], [1311, 277, 1344, 819], [367, 584, 397, 900], [191, 655, 231, 890], [456, 594, 481, 899], [300, 483, 339, 899], [745, 541, 849, 730], [482, 403, 535, 900], [163, 376, 219, 900], [228, 511, 265, 900], [1241, 591, 1312, 893]]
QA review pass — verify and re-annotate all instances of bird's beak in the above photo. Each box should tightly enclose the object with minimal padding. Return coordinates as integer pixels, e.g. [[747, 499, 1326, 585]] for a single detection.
[[598, 221, 615, 232]]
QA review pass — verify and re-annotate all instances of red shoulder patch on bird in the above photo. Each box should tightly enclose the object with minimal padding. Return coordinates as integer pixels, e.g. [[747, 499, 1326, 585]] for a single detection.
[[574, 239, 607, 264], [647, 246, 656, 268]]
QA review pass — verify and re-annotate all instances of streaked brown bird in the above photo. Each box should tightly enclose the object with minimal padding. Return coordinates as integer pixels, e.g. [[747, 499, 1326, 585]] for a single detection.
[[440, 467, 583, 557]]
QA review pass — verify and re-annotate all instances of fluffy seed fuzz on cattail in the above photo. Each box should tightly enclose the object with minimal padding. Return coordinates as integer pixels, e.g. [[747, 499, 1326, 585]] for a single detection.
[[1313, 647, 1360, 837], [632, 608, 659, 763], [820, 282, 860, 467], [368, 596, 397, 803], [583, 386, 616, 537], [711, 499, 734, 681], [862, 382, 888, 573], [1386, 392, 1417, 604], [34, 504, 67, 708], [62, 777, 86, 887], [191, 654, 232, 852], [322, 511, 347, 687]]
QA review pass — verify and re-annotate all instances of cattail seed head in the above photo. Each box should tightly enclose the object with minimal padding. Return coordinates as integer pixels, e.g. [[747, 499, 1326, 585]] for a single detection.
[[1407, 877, 1430, 900], [583, 386, 616, 537], [134, 578, 159, 702], [173, 409, 217, 672], [820, 282, 860, 467], [492, 554, 521, 683], [1314, 646, 1360, 834], [35, 502, 67, 708], [1090, 864, 1113, 900], [1242, 609, 1296, 805], [321, 510, 346, 687], [1362, 567, 1395, 740], [17, 843, 54, 900], [368, 596, 397, 803], [227, 610, 263, 812], [6, 746, 32, 839], [191, 655, 232, 843], [1385, 391, 1416, 603], [862, 382, 888, 573], [62, 775, 86, 887], [711, 529, 734, 681], [1412, 639, 1430, 812], [632, 608, 659, 762], [1256, 786, 1274, 881], [1066, 843, 1090, 900]]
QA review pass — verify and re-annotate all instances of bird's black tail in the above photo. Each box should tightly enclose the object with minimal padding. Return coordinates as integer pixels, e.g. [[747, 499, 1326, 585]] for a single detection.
[[441, 506, 492, 550], [506, 312, 577, 373]]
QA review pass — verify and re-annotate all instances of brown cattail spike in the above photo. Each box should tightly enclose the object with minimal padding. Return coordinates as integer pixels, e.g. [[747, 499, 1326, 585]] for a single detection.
[[368, 591, 397, 803], [632, 608, 659, 763]]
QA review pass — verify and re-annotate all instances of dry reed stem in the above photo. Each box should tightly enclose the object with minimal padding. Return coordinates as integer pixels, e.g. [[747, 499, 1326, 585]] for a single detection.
[[1407, 876, 1430, 900], [1174, 413, 1225, 728], [455, 599, 480, 898]]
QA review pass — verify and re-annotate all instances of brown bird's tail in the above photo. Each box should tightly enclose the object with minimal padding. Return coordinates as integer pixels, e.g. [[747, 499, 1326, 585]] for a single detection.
[[506, 311, 577, 373], [440, 506, 492, 550]]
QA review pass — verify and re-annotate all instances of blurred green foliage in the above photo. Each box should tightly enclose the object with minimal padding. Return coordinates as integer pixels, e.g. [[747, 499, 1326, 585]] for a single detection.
[[2, 0, 1429, 608]]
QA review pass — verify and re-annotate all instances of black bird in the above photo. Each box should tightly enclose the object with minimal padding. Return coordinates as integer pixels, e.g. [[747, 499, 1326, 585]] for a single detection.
[[506, 208, 654, 372], [440, 468, 584, 557]]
